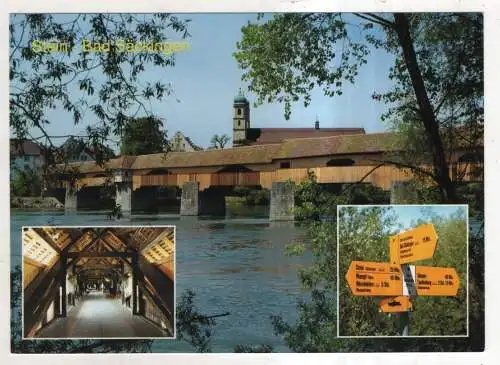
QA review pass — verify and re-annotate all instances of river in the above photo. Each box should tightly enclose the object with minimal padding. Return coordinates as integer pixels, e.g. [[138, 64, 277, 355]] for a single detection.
[[10, 209, 313, 352]]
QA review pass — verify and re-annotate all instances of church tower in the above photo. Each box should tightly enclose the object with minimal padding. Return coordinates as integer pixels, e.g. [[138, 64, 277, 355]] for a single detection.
[[232, 89, 250, 147]]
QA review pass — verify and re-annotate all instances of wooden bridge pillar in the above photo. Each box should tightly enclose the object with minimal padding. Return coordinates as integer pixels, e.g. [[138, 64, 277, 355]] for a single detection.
[[270, 181, 295, 221], [180, 181, 200, 216], [390, 181, 419, 204]]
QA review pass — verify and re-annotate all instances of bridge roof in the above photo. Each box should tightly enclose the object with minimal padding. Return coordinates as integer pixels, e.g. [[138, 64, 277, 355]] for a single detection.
[[252, 127, 366, 145], [274, 132, 395, 159], [132, 143, 282, 169], [53, 132, 398, 173]]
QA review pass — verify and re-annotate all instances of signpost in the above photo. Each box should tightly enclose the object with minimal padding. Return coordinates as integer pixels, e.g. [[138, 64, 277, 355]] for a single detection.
[[345, 223, 461, 336], [390, 223, 438, 264], [345, 261, 403, 296], [415, 266, 460, 296], [379, 296, 413, 313]]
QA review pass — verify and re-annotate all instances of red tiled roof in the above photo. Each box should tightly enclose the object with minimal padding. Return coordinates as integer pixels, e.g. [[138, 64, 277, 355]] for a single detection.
[[252, 128, 366, 144], [55, 132, 395, 173], [274, 132, 395, 159]]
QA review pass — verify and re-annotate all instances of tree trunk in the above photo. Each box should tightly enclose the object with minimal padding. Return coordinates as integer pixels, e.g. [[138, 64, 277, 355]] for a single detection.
[[393, 13, 458, 203]]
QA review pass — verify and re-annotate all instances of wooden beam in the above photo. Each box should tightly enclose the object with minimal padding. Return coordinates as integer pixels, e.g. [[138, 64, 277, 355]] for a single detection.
[[62, 229, 98, 254], [32, 228, 61, 254], [103, 230, 129, 251], [66, 251, 136, 258]]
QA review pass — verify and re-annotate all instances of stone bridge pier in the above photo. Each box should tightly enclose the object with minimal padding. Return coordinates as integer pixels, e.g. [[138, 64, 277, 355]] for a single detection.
[[64, 182, 78, 212], [63, 170, 134, 216], [180, 182, 227, 217], [269, 181, 295, 221]]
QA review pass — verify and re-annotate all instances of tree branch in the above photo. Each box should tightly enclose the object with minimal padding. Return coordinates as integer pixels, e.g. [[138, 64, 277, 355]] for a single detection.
[[353, 13, 396, 29]]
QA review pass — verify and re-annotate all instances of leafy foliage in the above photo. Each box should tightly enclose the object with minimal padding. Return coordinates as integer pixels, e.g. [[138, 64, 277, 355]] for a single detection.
[[10, 13, 190, 164], [235, 13, 483, 202], [372, 14, 483, 185], [120, 116, 168, 155], [11, 168, 42, 197], [56, 136, 115, 163], [272, 172, 481, 351], [235, 13, 369, 120], [176, 289, 229, 353], [233, 186, 270, 206], [234, 344, 273, 353]]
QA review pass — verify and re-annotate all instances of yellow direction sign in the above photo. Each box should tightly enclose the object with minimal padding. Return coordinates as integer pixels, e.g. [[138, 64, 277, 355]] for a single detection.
[[346, 261, 403, 296], [415, 266, 460, 296], [390, 224, 438, 264], [379, 296, 413, 313]]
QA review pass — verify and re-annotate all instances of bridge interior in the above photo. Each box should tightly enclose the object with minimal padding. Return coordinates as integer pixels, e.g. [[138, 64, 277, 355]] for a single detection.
[[23, 226, 175, 338]]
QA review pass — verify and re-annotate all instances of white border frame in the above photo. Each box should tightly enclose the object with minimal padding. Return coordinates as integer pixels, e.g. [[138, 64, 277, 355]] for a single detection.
[[2, 3, 495, 364], [20, 225, 177, 341], [336, 204, 470, 338]]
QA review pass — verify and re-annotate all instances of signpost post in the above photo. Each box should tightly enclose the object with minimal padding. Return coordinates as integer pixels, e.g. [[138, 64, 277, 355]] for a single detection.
[[345, 223, 460, 336]]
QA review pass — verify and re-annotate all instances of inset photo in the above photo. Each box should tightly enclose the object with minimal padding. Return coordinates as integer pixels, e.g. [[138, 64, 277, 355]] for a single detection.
[[337, 205, 468, 338], [22, 226, 175, 339]]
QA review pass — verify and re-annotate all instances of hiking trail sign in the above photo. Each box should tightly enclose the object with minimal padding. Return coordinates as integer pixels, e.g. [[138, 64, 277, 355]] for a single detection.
[[344, 223, 461, 331], [346, 261, 460, 297], [389, 223, 438, 264], [414, 266, 460, 296], [379, 296, 413, 313], [345, 261, 403, 296]]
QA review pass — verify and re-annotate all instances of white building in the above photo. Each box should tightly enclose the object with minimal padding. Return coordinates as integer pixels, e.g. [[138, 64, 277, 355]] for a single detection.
[[59, 137, 95, 162], [10, 139, 45, 179], [169, 131, 202, 152]]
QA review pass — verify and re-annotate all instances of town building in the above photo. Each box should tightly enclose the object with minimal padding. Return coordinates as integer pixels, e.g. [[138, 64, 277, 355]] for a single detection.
[[10, 139, 46, 179], [58, 137, 96, 162], [232, 89, 366, 147], [169, 131, 203, 152]]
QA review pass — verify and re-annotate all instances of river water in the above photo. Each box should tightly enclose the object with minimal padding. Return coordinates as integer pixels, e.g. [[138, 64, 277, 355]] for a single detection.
[[10, 209, 312, 352]]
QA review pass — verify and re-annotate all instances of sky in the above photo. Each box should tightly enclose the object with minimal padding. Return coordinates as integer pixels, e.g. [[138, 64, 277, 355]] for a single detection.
[[387, 205, 467, 232], [352, 205, 467, 233], [12, 13, 397, 150], [342, 205, 467, 236]]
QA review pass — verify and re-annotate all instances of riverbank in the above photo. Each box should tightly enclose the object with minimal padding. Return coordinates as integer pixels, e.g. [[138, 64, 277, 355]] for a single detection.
[[11, 196, 64, 210]]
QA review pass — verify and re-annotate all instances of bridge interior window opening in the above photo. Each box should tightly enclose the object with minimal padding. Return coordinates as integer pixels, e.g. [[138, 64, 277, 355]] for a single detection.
[[326, 158, 355, 167], [280, 161, 291, 169], [452, 152, 483, 181]]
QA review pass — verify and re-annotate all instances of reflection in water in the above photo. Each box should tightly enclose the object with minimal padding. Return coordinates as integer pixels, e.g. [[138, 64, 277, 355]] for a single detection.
[[11, 211, 313, 352]]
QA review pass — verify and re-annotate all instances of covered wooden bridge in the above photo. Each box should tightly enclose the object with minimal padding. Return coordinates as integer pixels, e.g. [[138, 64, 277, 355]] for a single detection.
[[50, 132, 483, 220], [23, 226, 175, 339]]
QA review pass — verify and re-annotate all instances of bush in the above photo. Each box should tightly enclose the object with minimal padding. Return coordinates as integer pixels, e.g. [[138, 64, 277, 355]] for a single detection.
[[11, 169, 42, 197]]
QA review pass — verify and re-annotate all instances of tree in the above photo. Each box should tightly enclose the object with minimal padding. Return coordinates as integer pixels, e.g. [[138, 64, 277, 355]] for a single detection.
[[210, 134, 231, 149], [272, 174, 479, 352], [236, 15, 483, 348], [55, 136, 115, 162], [10, 13, 190, 165], [234, 13, 483, 203], [120, 116, 168, 155], [11, 168, 42, 197]]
